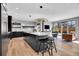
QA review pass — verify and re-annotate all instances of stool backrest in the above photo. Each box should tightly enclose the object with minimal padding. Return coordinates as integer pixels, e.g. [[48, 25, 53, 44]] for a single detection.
[[52, 33, 58, 38]]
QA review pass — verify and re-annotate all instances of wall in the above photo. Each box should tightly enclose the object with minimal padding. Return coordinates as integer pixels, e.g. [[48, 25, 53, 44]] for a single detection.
[[1, 6, 8, 34], [1, 16, 8, 34], [1, 4, 10, 56], [75, 18, 79, 39], [12, 20, 36, 32], [21, 21, 36, 32]]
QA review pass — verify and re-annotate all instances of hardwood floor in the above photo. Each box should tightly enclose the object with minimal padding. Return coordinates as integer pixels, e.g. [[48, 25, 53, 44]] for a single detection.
[[7, 37, 37, 56], [6, 37, 79, 56], [55, 40, 79, 56]]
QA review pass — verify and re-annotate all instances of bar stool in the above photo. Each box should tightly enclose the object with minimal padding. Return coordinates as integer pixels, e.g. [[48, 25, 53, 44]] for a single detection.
[[42, 36, 57, 56], [49, 37, 57, 53], [38, 38, 51, 56], [38, 37, 57, 56]]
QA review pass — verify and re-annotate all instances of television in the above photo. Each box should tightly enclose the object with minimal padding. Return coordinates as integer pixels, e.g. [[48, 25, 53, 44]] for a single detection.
[[45, 25, 50, 29]]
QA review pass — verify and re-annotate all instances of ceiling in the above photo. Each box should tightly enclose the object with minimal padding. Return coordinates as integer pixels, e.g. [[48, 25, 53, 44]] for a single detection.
[[7, 3, 79, 22]]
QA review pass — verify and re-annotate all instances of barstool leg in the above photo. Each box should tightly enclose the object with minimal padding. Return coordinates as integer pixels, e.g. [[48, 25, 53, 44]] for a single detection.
[[42, 43, 45, 56], [53, 41, 57, 53], [52, 39, 57, 53], [39, 42, 41, 51], [48, 44, 51, 56], [42, 52, 44, 56], [50, 42, 53, 56]]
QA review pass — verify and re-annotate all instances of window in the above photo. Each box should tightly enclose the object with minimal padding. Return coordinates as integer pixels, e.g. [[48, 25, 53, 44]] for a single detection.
[[67, 20, 76, 33], [67, 20, 76, 27], [52, 20, 76, 34]]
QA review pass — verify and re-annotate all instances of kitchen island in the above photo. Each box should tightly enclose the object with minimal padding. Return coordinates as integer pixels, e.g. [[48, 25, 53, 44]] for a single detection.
[[24, 32, 52, 52], [8, 31, 52, 52]]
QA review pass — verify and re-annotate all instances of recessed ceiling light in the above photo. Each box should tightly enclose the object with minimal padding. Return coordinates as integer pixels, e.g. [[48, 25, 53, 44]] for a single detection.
[[16, 8, 19, 10], [40, 6, 43, 8]]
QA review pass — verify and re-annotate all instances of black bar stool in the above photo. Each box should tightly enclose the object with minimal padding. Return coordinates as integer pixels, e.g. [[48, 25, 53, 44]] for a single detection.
[[49, 37, 57, 53], [52, 38, 57, 53], [38, 38, 51, 56], [52, 33, 57, 53], [38, 37, 57, 56]]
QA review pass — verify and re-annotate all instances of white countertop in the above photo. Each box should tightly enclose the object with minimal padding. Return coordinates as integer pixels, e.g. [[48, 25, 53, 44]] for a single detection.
[[26, 32, 52, 36]]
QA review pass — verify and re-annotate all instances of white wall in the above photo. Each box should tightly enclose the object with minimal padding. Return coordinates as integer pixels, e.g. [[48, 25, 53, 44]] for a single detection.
[[75, 19, 79, 39], [1, 17, 8, 34], [1, 4, 10, 56], [1, 6, 8, 34], [21, 21, 35, 32], [12, 20, 36, 32]]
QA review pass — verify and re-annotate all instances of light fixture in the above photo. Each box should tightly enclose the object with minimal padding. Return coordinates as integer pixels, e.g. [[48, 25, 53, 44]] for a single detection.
[[40, 6, 43, 8]]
